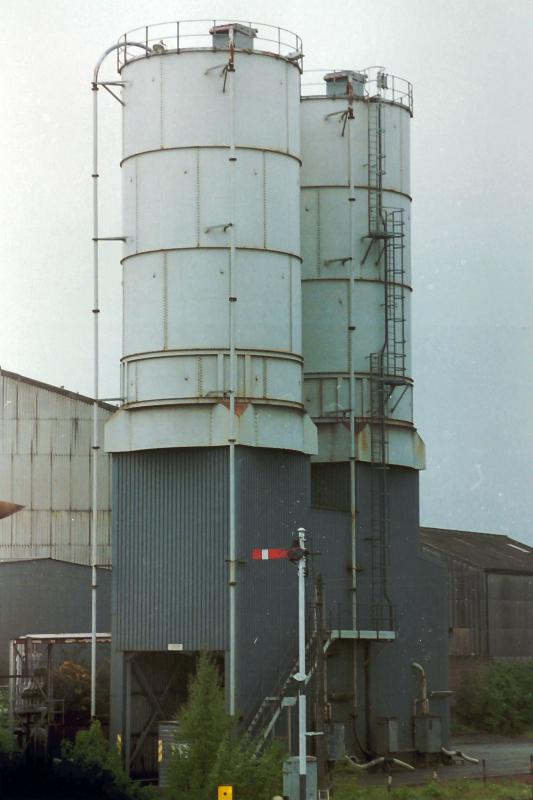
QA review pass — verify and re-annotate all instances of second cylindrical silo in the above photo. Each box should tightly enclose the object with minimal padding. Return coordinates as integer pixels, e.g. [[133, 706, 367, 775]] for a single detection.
[[300, 69, 424, 470]]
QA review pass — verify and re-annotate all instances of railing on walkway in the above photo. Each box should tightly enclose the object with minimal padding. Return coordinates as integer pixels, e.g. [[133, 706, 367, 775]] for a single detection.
[[116, 19, 303, 70], [301, 67, 413, 114]]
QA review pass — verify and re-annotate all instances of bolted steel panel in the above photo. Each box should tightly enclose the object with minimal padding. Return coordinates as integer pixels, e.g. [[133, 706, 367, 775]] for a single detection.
[[300, 81, 418, 466], [108, 38, 315, 455]]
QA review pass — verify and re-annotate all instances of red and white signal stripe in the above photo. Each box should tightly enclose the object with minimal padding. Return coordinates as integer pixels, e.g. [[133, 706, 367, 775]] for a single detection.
[[252, 548, 288, 561]]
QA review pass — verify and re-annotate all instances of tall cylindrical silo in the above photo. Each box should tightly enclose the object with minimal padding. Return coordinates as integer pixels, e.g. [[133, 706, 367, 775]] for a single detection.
[[105, 23, 315, 454], [300, 67, 425, 626], [300, 69, 423, 470], [299, 68, 429, 750], [105, 21, 315, 774]]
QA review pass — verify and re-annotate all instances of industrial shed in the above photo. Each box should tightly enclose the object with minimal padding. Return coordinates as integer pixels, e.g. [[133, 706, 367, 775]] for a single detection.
[[0, 558, 111, 679], [420, 528, 533, 688], [0, 369, 113, 566]]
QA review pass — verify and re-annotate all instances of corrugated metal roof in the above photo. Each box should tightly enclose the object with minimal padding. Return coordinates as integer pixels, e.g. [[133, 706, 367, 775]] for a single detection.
[[0, 368, 116, 411], [420, 527, 533, 573]]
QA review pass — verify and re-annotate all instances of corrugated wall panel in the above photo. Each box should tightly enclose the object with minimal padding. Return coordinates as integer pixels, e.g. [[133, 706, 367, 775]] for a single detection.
[[32, 454, 52, 508], [13, 508, 33, 545], [310, 462, 350, 511], [113, 447, 228, 651], [52, 456, 71, 510], [16, 418, 36, 455], [35, 418, 53, 455], [70, 455, 90, 509], [1, 420, 17, 454], [0, 560, 111, 675], [488, 573, 533, 657], [0, 373, 113, 566], [236, 447, 311, 718], [13, 454, 31, 507], [52, 419, 74, 456], [1, 376, 18, 419], [353, 465, 450, 751], [33, 509, 52, 546], [16, 382, 38, 419], [0, 455, 12, 500], [0, 515, 12, 547]]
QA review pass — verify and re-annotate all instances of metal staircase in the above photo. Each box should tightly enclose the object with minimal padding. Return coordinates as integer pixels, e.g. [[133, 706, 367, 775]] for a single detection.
[[245, 632, 317, 753]]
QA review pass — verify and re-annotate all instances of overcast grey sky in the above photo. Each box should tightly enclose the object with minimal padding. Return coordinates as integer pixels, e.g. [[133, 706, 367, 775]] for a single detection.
[[1, 0, 531, 539]]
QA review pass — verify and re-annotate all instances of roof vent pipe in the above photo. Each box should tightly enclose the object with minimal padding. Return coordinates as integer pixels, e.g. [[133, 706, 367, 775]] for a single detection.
[[210, 23, 257, 49], [323, 70, 366, 98]]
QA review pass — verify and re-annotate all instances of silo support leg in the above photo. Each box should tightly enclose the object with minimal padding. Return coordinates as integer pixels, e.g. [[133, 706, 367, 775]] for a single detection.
[[128, 662, 179, 772]]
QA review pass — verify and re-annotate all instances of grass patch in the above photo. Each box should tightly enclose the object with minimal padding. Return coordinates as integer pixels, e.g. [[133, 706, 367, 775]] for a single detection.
[[332, 778, 532, 799]]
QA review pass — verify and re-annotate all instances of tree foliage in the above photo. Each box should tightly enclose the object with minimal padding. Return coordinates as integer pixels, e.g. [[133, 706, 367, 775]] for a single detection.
[[455, 660, 533, 735], [166, 653, 284, 800], [54, 659, 110, 720], [59, 719, 142, 799]]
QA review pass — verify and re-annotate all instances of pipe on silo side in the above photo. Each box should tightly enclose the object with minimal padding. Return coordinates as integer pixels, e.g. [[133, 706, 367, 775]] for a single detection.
[[90, 40, 150, 720], [346, 87, 360, 722], [227, 27, 237, 715]]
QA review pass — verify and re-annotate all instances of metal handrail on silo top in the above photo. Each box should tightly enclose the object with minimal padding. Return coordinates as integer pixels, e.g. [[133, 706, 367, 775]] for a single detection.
[[301, 67, 413, 115], [116, 19, 303, 69]]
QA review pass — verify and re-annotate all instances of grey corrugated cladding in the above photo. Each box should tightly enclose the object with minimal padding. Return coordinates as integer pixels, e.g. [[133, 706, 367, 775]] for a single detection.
[[487, 573, 533, 657], [308, 463, 450, 751], [112, 449, 450, 755], [235, 447, 312, 719], [112, 447, 229, 652], [0, 558, 111, 676]]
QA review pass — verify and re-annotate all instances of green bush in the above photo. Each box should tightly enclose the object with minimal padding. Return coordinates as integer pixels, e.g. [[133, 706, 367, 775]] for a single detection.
[[0, 688, 15, 755], [455, 660, 533, 735], [59, 719, 142, 799], [166, 652, 284, 800]]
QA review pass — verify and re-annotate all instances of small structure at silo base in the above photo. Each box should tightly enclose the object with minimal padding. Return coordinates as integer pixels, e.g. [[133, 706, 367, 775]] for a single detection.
[[8, 632, 111, 758]]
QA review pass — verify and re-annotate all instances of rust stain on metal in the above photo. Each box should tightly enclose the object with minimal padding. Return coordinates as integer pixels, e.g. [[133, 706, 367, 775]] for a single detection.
[[0, 501, 24, 520], [358, 426, 368, 454], [220, 400, 250, 417]]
